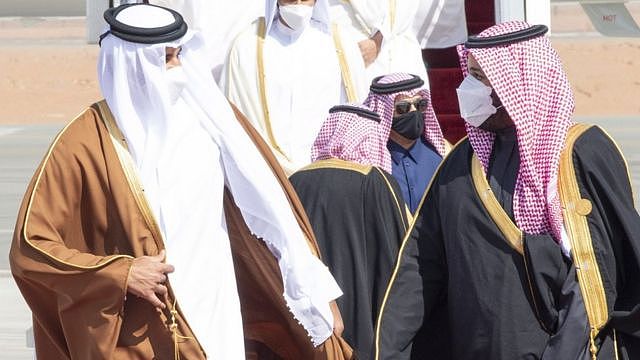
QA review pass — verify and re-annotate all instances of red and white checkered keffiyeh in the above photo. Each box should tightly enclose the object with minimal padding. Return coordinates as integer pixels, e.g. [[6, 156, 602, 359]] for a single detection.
[[458, 21, 575, 243], [363, 73, 447, 171], [311, 104, 391, 172]]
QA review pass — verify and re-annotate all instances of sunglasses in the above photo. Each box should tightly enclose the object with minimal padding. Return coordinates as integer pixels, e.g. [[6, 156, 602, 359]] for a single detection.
[[394, 98, 429, 115]]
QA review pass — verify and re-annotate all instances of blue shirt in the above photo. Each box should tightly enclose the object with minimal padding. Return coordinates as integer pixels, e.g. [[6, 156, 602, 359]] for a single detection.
[[388, 138, 442, 213]]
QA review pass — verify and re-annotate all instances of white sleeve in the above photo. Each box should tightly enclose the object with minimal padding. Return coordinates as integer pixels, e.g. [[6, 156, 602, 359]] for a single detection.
[[413, 0, 468, 49]]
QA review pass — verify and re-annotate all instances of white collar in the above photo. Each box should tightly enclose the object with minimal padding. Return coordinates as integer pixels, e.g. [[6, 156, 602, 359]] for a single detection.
[[272, 15, 303, 40]]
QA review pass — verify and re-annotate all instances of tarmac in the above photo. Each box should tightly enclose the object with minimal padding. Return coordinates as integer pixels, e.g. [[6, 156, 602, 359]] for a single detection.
[[0, 125, 57, 359]]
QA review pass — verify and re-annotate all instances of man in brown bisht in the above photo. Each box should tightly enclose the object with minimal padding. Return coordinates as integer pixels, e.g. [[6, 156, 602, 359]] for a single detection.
[[10, 3, 352, 359]]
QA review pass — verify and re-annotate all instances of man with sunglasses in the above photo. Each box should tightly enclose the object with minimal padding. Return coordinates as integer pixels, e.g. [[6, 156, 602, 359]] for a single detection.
[[365, 73, 448, 213]]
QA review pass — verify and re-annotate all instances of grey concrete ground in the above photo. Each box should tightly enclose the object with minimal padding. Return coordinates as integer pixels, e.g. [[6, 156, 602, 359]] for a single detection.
[[0, 124, 61, 360], [0, 118, 638, 358]]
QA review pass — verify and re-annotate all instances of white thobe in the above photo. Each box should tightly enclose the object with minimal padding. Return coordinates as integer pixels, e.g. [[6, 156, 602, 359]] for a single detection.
[[329, 0, 430, 87], [224, 18, 366, 174], [150, 0, 264, 84], [159, 99, 245, 359], [264, 20, 345, 170], [413, 0, 468, 49]]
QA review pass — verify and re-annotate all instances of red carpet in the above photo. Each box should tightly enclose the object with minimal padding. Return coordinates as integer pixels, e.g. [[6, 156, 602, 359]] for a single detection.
[[423, 0, 495, 144]]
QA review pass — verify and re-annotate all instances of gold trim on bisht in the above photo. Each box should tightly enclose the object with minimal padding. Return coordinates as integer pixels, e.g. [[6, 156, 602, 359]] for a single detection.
[[470, 154, 524, 254], [97, 100, 199, 360], [331, 23, 358, 103], [22, 108, 134, 269], [374, 167, 408, 233], [389, 0, 397, 31], [256, 18, 359, 162], [256, 18, 290, 161], [298, 158, 407, 231], [598, 127, 637, 207], [373, 138, 466, 360], [558, 123, 608, 360], [298, 158, 372, 175], [96, 100, 165, 247]]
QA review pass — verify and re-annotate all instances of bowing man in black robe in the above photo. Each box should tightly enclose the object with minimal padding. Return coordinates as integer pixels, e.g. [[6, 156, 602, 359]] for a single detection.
[[375, 22, 640, 360], [290, 104, 410, 360]]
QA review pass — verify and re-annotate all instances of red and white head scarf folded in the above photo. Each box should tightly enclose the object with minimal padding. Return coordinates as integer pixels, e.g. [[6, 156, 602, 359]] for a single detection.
[[311, 104, 391, 172], [363, 72, 447, 169], [458, 21, 575, 243]]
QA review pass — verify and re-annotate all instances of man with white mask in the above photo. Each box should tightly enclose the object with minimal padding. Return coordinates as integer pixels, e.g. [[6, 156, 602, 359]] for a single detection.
[[222, 0, 368, 174], [10, 4, 352, 359], [150, 0, 264, 84], [374, 22, 640, 360]]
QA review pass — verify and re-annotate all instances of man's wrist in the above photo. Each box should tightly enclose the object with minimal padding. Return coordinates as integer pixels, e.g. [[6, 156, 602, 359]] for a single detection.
[[371, 30, 383, 48]]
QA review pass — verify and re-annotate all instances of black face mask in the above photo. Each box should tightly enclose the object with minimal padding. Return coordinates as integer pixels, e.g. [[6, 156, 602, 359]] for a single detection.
[[392, 111, 424, 140]]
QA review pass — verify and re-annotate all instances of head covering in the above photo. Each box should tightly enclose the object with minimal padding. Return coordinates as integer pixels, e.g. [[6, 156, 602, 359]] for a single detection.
[[363, 73, 447, 171], [311, 104, 390, 170], [457, 21, 575, 245], [101, 4, 188, 44], [264, 0, 331, 34], [99, 3, 194, 176], [98, 3, 339, 346]]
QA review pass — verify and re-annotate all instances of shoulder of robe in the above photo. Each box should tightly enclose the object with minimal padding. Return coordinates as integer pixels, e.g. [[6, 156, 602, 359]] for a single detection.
[[296, 159, 372, 175], [370, 166, 405, 201], [370, 166, 396, 186], [48, 104, 104, 153], [572, 124, 616, 155], [435, 136, 471, 174], [570, 124, 632, 175], [446, 135, 470, 158], [228, 17, 263, 51]]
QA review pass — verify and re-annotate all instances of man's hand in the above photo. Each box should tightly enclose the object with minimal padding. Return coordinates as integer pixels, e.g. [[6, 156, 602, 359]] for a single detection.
[[358, 30, 383, 67], [329, 300, 344, 337], [126, 250, 175, 309]]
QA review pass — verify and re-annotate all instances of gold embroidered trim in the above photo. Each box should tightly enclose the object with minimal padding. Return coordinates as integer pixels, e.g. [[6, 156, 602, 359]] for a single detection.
[[614, 328, 620, 360], [170, 298, 196, 360], [22, 108, 133, 269], [443, 139, 453, 155], [598, 127, 637, 208], [256, 18, 290, 161], [331, 22, 358, 103], [255, 19, 358, 160], [389, 0, 397, 31], [470, 154, 524, 254], [298, 158, 372, 175], [374, 167, 408, 232], [405, 139, 452, 221], [374, 137, 467, 360], [558, 123, 609, 345], [405, 205, 414, 224], [296, 160, 407, 230], [96, 101, 166, 247], [97, 101, 202, 359], [471, 154, 550, 331]]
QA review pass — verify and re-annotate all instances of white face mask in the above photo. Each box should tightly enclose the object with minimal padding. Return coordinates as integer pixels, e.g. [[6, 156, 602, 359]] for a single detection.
[[456, 75, 500, 128], [165, 65, 187, 104], [279, 4, 313, 32]]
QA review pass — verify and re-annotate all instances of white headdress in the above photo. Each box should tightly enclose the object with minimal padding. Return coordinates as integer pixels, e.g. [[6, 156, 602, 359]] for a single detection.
[[98, 3, 341, 346]]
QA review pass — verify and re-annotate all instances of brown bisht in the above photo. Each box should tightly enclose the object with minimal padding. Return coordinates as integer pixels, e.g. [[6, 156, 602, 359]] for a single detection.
[[10, 100, 353, 360]]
